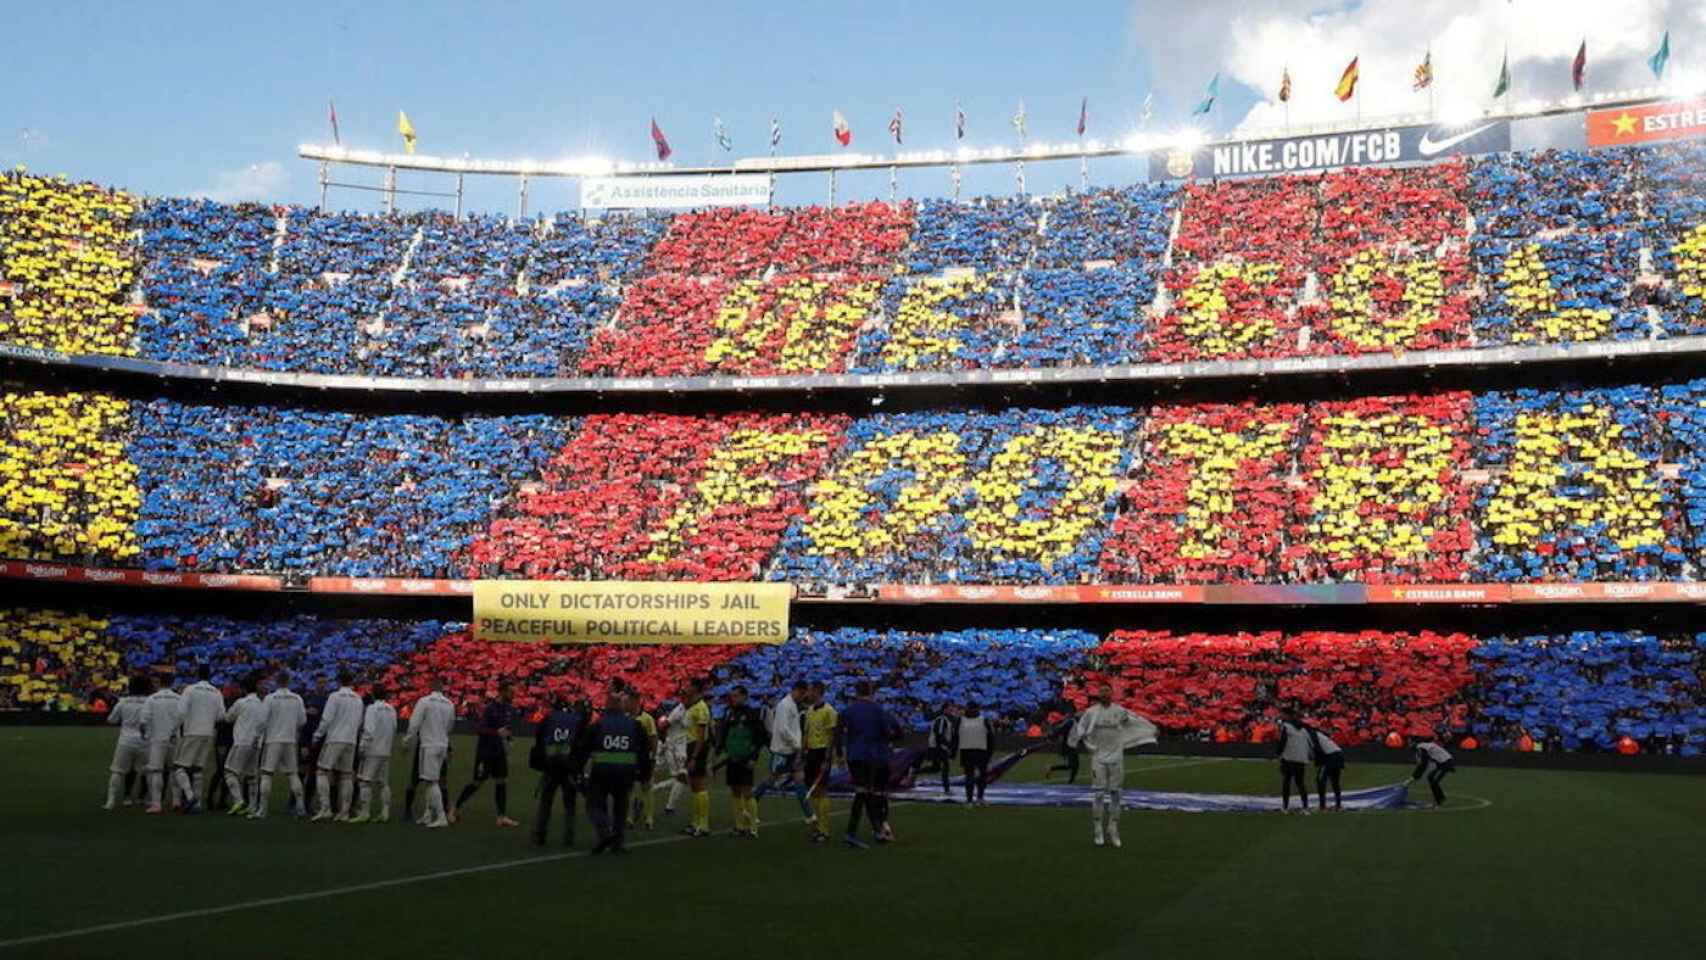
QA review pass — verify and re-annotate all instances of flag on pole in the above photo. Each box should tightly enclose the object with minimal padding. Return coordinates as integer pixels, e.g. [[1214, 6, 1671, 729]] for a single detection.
[[651, 117, 672, 161], [1493, 50, 1511, 98], [889, 108, 904, 145], [1076, 96, 1087, 136], [396, 111, 417, 154], [1413, 51, 1433, 91], [1192, 75, 1218, 116], [328, 100, 341, 145], [1649, 30, 1670, 80], [1012, 100, 1027, 140], [770, 116, 781, 150], [714, 116, 732, 152], [1334, 57, 1360, 102], [955, 101, 966, 140], [1278, 68, 1292, 103], [1572, 40, 1587, 91], [832, 110, 852, 146], [1141, 92, 1154, 125]]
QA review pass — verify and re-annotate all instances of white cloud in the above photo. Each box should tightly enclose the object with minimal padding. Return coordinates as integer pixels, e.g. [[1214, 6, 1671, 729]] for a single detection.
[[1131, 0, 1701, 133], [198, 161, 288, 203]]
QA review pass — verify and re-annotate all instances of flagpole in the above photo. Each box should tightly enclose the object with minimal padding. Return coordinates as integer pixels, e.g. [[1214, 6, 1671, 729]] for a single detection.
[[890, 164, 897, 205]]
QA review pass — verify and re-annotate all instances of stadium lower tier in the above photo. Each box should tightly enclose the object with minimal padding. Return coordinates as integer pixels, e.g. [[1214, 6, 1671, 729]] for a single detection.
[[6, 610, 1702, 755], [5, 381, 1706, 583]]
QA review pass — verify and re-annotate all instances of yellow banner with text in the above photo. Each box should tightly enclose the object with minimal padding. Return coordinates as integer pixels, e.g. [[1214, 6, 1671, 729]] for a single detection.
[[473, 580, 792, 645]]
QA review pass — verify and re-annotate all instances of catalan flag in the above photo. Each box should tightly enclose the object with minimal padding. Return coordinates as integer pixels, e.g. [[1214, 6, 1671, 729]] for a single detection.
[[1335, 57, 1360, 102], [396, 111, 417, 154]]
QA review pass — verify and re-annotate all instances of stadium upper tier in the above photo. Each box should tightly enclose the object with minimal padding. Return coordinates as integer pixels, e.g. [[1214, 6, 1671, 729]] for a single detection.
[[3, 142, 1705, 383], [4, 379, 1706, 584]]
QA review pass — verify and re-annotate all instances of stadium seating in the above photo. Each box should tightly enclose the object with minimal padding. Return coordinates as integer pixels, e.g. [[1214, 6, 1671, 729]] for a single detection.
[[712, 627, 1097, 732], [8, 606, 1706, 758], [769, 406, 1133, 585], [0, 609, 122, 711], [1472, 631, 1706, 755], [469, 412, 846, 581], [128, 400, 565, 577], [1473, 386, 1684, 582], [0, 171, 138, 356], [0, 390, 140, 564]]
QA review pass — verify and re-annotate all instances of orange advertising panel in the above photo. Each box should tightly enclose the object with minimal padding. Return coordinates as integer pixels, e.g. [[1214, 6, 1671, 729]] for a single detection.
[[1586, 97, 1706, 147]]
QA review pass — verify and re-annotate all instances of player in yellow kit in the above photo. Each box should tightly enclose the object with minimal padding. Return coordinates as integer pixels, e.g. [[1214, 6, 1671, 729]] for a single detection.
[[680, 680, 714, 838], [626, 690, 659, 831], [802, 680, 839, 843]]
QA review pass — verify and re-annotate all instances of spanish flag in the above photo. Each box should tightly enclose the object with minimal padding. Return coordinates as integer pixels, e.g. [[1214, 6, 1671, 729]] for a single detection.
[[397, 111, 418, 155], [1335, 56, 1360, 102]]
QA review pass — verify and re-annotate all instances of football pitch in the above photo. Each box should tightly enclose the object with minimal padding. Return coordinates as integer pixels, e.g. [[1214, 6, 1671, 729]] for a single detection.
[[3, 728, 1703, 959]]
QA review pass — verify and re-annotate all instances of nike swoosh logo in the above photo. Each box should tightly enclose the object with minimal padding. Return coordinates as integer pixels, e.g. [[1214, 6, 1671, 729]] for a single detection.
[[1418, 122, 1498, 156]]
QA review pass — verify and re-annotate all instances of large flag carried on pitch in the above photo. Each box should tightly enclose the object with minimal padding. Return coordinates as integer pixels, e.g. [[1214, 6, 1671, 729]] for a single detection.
[[1335, 57, 1359, 102], [1572, 40, 1587, 91], [832, 110, 852, 146], [396, 111, 417, 154], [1649, 30, 1670, 80], [651, 117, 672, 160], [1494, 50, 1511, 98], [1192, 75, 1218, 115], [1413, 51, 1433, 91], [889, 108, 903, 145], [328, 99, 341, 145]]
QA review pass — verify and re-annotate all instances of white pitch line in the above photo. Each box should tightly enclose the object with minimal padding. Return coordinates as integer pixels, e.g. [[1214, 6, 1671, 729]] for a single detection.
[[1126, 757, 1235, 776], [0, 811, 828, 952]]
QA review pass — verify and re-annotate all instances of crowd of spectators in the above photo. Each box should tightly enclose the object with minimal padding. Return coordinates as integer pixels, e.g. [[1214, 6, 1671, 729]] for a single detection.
[[769, 406, 1133, 585], [712, 627, 1097, 732], [1473, 386, 1684, 582], [0, 171, 138, 356], [16, 610, 1699, 757], [0, 389, 139, 564], [8, 145, 1706, 378], [128, 399, 564, 577], [469, 412, 845, 581], [1, 381, 1704, 583], [1472, 631, 1706, 755], [1064, 629, 1478, 748]]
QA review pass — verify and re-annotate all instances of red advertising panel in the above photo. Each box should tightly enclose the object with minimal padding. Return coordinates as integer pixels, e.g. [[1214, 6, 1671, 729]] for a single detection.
[[1586, 98, 1706, 147], [307, 577, 475, 596], [0, 561, 281, 591], [1366, 584, 1511, 603]]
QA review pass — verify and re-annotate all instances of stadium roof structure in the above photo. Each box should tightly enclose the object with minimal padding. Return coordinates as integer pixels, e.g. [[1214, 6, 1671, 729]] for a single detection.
[[298, 85, 1688, 214]]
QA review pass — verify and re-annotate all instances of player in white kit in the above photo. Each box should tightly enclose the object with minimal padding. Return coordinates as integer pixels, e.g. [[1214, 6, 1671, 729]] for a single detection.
[[173, 664, 227, 813], [351, 687, 398, 823], [104, 675, 152, 810], [310, 670, 364, 821], [222, 673, 265, 815], [1068, 684, 1157, 849], [251, 671, 307, 819], [141, 675, 183, 814], [662, 695, 691, 817], [403, 679, 456, 828]]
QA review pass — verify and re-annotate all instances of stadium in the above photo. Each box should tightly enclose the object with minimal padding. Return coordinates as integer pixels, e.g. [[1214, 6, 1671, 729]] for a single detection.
[[6, 2, 1706, 957]]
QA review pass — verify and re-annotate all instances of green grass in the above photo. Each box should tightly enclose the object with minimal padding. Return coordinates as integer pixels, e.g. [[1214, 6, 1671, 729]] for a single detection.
[[3, 727, 1704, 959]]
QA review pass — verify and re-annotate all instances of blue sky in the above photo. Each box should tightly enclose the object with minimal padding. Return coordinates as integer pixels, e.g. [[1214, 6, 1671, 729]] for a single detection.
[[4, 0, 1698, 214]]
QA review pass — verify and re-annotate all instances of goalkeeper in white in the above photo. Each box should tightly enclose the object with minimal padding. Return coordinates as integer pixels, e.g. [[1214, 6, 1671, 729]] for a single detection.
[[1067, 684, 1157, 849]]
